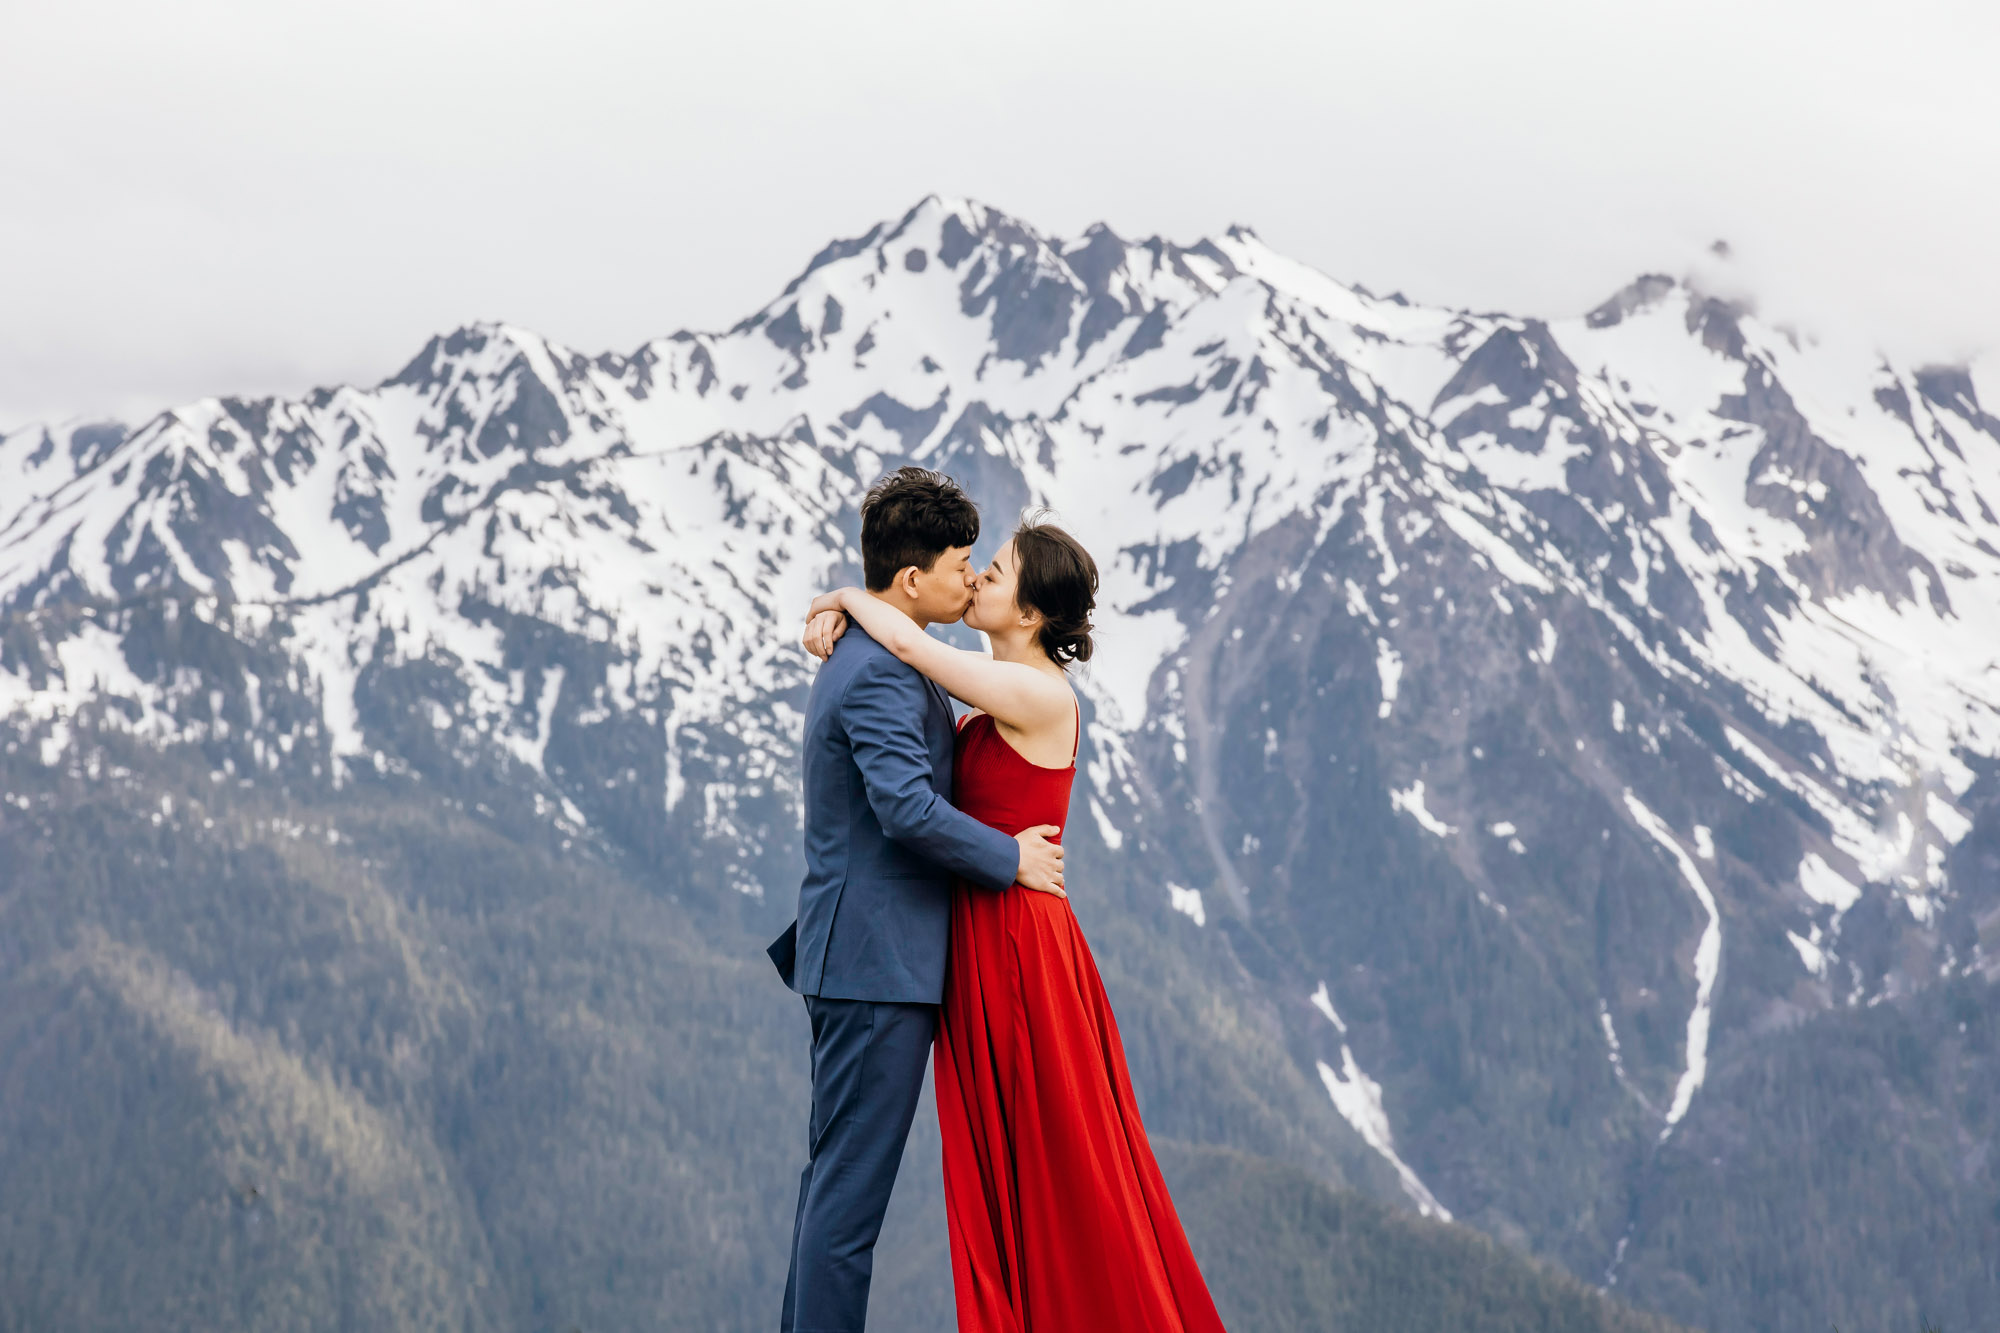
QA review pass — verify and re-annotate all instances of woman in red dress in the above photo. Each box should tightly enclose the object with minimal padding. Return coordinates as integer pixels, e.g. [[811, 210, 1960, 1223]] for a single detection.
[[806, 519, 1228, 1333]]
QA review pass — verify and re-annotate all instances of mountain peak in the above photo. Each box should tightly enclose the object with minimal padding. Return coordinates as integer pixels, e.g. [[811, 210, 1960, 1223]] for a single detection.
[[1583, 273, 1680, 329], [382, 321, 567, 390]]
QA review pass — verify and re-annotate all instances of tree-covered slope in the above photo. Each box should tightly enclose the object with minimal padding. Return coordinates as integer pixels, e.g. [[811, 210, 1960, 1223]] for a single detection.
[[0, 726, 1693, 1333], [1156, 1143, 1688, 1333]]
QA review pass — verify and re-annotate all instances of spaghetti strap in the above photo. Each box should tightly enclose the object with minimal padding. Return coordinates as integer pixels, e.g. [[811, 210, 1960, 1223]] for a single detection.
[[1071, 701, 1081, 760]]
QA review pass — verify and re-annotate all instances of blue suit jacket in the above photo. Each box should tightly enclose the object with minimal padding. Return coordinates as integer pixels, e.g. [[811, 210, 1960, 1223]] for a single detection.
[[768, 623, 1020, 1004]]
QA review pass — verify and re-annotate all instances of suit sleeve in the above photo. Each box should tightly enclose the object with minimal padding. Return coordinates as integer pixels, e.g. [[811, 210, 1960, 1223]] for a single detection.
[[841, 656, 1021, 892]]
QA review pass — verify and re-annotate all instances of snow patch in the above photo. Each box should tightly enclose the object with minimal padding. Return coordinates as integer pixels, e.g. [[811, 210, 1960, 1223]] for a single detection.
[[1391, 780, 1454, 837], [1309, 984, 1450, 1220], [502, 666, 566, 774], [1167, 882, 1205, 926], [1925, 791, 1972, 844], [1598, 1000, 1629, 1081], [1624, 790, 1722, 1139], [1797, 852, 1861, 914], [1089, 796, 1124, 850], [1375, 639, 1402, 719], [1788, 927, 1828, 977], [1309, 981, 1347, 1032], [1528, 618, 1558, 665]]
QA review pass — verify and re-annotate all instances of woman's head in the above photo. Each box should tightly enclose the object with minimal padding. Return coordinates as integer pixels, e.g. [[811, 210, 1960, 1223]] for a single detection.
[[966, 516, 1097, 665]]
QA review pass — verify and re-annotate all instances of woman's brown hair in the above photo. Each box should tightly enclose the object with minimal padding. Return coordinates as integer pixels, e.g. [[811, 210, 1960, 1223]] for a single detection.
[[1011, 516, 1097, 665]]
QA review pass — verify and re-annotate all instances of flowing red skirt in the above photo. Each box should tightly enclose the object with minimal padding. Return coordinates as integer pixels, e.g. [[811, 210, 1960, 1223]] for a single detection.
[[934, 882, 1228, 1332]]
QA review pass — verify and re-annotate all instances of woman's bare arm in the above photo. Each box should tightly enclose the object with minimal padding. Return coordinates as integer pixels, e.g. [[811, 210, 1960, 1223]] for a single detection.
[[816, 588, 1071, 733]]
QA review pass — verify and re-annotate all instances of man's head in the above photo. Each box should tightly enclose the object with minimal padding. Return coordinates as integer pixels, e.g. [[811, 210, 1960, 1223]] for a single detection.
[[859, 467, 980, 626]]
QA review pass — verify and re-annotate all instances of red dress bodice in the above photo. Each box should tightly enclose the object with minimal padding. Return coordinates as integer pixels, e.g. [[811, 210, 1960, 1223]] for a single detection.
[[950, 709, 1078, 841]]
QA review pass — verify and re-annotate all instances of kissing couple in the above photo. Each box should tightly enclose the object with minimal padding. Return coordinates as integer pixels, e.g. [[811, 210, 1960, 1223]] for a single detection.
[[768, 468, 1227, 1333]]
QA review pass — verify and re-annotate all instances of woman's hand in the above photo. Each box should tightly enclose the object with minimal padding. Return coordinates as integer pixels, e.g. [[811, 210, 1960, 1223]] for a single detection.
[[803, 610, 848, 660]]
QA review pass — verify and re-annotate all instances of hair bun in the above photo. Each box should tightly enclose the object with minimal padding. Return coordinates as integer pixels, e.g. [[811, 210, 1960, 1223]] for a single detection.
[[1044, 615, 1095, 664]]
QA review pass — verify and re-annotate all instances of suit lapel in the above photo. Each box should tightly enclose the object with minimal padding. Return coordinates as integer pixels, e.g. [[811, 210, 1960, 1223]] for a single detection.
[[926, 680, 954, 755], [926, 678, 953, 790]]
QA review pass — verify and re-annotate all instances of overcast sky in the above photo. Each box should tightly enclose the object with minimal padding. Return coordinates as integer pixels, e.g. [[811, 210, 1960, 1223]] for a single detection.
[[4, 0, 1995, 431]]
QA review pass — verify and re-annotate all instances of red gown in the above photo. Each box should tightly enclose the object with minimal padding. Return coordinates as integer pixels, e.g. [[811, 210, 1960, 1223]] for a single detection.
[[935, 710, 1228, 1332]]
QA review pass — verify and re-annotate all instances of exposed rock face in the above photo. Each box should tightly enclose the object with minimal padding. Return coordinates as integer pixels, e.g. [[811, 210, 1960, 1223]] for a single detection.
[[4, 195, 1998, 1333]]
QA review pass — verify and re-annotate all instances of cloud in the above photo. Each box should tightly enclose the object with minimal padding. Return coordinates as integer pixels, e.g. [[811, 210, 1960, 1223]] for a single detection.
[[4, 0, 1995, 428]]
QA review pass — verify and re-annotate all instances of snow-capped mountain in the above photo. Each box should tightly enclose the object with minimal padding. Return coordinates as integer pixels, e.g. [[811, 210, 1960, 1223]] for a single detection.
[[5, 197, 1997, 1332]]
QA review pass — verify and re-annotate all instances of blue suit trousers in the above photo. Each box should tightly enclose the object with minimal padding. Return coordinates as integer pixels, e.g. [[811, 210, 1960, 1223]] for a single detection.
[[780, 996, 936, 1333]]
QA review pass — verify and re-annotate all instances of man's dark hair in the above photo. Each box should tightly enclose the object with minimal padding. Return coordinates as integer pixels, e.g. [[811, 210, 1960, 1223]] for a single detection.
[[859, 467, 980, 591]]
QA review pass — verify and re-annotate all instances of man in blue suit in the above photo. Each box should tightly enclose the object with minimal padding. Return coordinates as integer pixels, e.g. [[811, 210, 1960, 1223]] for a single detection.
[[769, 468, 1066, 1333]]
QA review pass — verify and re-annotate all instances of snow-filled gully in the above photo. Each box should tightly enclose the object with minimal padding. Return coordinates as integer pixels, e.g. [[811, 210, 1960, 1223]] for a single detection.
[[1622, 791, 1721, 1140], [1309, 983, 1451, 1219]]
